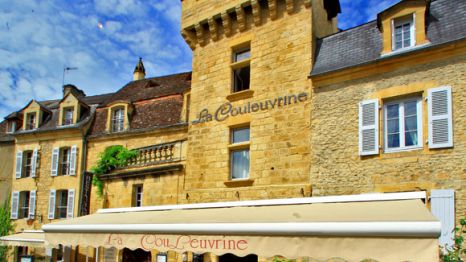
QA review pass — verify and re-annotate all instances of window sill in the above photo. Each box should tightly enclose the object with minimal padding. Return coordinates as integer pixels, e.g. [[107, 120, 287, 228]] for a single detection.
[[226, 90, 254, 102], [230, 59, 251, 70], [384, 146, 423, 154], [383, 43, 431, 58], [224, 179, 254, 188]]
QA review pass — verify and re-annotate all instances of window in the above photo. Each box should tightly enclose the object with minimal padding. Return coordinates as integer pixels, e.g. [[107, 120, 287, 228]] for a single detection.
[[393, 15, 414, 50], [230, 127, 250, 180], [59, 148, 71, 176], [56, 190, 68, 219], [232, 46, 251, 93], [18, 191, 30, 219], [132, 185, 143, 207], [22, 151, 33, 178], [7, 121, 16, 133], [384, 97, 422, 151], [111, 107, 125, 132], [62, 107, 74, 125], [25, 112, 37, 130]]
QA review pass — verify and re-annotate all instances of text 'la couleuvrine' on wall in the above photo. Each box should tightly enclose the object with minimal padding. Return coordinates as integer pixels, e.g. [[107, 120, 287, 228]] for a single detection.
[[193, 92, 309, 124]]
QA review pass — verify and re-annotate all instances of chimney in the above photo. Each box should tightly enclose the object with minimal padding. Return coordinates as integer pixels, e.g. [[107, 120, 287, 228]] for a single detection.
[[133, 57, 146, 81]]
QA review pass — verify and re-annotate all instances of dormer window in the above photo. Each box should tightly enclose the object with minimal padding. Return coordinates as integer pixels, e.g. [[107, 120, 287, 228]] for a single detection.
[[25, 112, 37, 130], [111, 107, 125, 132], [7, 121, 16, 133], [62, 107, 74, 126], [393, 15, 414, 51]]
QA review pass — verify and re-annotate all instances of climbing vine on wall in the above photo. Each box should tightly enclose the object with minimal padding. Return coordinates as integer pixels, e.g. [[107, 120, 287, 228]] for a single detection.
[[91, 145, 138, 197], [0, 200, 13, 262]]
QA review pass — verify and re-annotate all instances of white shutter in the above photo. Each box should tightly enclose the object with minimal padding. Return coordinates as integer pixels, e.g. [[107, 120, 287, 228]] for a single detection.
[[10, 191, 19, 219], [67, 189, 75, 219], [51, 148, 59, 176], [69, 145, 77, 176], [431, 189, 455, 249], [359, 99, 379, 156], [31, 149, 38, 178], [48, 189, 56, 219], [428, 86, 453, 148], [391, 19, 395, 51], [28, 190, 36, 219], [15, 151, 23, 179]]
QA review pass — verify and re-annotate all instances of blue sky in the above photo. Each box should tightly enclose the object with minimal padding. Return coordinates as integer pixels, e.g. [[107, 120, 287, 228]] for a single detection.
[[0, 0, 399, 119]]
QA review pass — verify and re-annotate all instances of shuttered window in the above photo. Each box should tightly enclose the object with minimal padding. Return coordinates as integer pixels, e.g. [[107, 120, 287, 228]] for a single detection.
[[359, 99, 379, 156], [15, 151, 23, 179], [48, 189, 56, 219], [67, 189, 75, 218], [31, 149, 38, 178], [69, 145, 77, 176], [428, 86, 453, 148], [10, 191, 19, 219], [19, 191, 30, 219], [431, 189, 455, 249], [51, 148, 59, 176], [28, 190, 36, 219]]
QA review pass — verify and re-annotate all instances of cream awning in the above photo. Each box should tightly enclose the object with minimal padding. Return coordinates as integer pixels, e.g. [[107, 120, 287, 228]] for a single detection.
[[0, 230, 45, 248], [43, 197, 441, 261]]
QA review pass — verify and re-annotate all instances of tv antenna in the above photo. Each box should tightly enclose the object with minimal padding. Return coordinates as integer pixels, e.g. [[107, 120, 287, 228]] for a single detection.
[[62, 66, 78, 86]]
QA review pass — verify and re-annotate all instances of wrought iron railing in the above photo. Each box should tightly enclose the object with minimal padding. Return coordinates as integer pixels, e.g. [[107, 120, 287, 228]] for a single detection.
[[118, 141, 183, 169]]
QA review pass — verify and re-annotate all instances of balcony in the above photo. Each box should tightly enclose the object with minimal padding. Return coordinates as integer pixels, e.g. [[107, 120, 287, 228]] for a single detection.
[[100, 140, 185, 180]]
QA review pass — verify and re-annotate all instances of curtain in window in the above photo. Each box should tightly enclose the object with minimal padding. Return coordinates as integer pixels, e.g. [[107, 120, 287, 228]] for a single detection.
[[231, 150, 250, 179]]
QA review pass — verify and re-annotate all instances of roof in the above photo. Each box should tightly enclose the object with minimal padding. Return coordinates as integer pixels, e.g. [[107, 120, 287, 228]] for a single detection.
[[101, 72, 191, 106], [311, 0, 466, 76]]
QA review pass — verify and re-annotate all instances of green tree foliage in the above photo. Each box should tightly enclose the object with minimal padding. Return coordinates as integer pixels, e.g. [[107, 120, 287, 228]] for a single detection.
[[443, 218, 466, 262], [0, 200, 13, 262], [91, 145, 138, 197]]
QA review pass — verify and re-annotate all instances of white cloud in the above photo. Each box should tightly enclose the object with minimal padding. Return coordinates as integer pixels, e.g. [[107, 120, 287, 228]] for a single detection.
[[0, 0, 192, 119]]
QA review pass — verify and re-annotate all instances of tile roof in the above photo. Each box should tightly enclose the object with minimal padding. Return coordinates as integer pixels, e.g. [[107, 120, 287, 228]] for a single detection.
[[311, 0, 466, 76]]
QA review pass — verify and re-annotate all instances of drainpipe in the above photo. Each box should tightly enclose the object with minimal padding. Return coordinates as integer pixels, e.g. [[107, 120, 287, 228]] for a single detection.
[[77, 132, 89, 217]]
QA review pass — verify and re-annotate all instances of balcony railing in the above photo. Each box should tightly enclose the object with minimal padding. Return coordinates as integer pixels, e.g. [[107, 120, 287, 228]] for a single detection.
[[118, 141, 183, 169]]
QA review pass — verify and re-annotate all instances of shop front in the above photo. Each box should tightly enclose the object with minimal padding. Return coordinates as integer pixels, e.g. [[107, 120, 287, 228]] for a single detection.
[[40, 192, 441, 262]]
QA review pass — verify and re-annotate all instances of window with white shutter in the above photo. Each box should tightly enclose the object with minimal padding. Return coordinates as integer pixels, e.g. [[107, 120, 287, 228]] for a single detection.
[[69, 145, 77, 176], [431, 189, 455, 250], [428, 86, 453, 149], [48, 189, 56, 219], [28, 190, 36, 219], [31, 149, 38, 178], [67, 189, 75, 218], [51, 148, 59, 177], [10, 191, 19, 219], [359, 99, 379, 156], [15, 151, 23, 179]]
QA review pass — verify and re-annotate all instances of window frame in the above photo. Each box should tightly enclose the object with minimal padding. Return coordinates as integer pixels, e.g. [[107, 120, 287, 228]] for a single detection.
[[18, 191, 30, 219], [132, 185, 143, 207], [229, 126, 251, 181], [383, 97, 423, 153], [231, 46, 251, 94], [62, 107, 74, 126], [22, 151, 33, 178], [392, 14, 415, 51], [7, 121, 16, 133], [25, 112, 37, 130], [56, 190, 68, 219], [59, 147, 71, 176], [111, 107, 125, 133]]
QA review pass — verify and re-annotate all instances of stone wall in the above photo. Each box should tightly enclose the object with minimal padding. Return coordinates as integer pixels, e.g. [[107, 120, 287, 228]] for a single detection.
[[0, 142, 14, 205], [183, 0, 326, 203], [87, 127, 187, 213], [310, 54, 466, 221]]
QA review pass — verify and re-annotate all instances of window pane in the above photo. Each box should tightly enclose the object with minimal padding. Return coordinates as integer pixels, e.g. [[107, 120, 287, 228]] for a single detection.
[[232, 128, 250, 143], [386, 104, 399, 118], [387, 119, 399, 133], [404, 101, 417, 116], [387, 133, 400, 148], [404, 115, 417, 131], [405, 131, 418, 146], [233, 66, 250, 92], [234, 49, 250, 62], [231, 150, 249, 179]]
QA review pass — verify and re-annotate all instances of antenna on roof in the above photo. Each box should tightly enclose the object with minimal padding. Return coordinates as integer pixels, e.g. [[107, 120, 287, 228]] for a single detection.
[[62, 66, 78, 86]]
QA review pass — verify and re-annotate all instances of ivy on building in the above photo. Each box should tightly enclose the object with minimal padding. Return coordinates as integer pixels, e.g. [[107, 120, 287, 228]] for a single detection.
[[443, 218, 466, 262], [91, 145, 138, 197], [0, 200, 13, 262]]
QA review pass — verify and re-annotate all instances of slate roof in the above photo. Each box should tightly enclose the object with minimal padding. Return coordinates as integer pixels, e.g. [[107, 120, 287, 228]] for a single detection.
[[311, 0, 466, 76]]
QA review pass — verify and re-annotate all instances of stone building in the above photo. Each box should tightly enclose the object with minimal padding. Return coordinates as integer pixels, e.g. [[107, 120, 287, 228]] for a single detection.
[[0, 0, 465, 261]]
